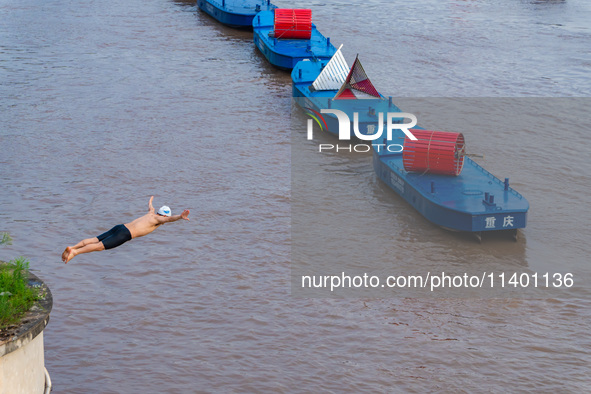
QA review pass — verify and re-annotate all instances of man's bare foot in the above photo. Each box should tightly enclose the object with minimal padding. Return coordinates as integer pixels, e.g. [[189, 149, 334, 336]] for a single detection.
[[63, 247, 75, 264], [62, 247, 70, 262]]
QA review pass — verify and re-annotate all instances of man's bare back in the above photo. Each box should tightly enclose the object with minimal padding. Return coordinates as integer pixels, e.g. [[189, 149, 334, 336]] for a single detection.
[[125, 212, 164, 238], [62, 196, 189, 263], [126, 199, 190, 238]]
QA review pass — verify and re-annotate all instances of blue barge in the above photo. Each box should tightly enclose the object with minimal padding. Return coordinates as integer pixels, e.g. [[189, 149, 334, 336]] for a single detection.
[[373, 140, 529, 236], [253, 10, 336, 70], [198, 0, 275, 28], [293, 50, 529, 237]]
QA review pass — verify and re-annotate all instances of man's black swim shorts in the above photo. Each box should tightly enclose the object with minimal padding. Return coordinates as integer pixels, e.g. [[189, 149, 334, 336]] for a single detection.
[[97, 224, 132, 250]]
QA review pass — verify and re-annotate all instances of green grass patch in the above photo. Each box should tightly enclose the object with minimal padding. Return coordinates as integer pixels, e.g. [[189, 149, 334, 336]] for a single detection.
[[0, 257, 40, 329]]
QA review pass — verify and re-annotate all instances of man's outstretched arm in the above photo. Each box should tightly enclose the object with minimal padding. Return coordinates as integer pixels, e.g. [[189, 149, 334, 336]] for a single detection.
[[159, 209, 190, 223], [148, 196, 155, 213]]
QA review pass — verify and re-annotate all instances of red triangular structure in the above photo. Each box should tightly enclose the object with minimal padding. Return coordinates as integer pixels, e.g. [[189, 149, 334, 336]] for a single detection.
[[336, 88, 356, 99], [334, 55, 381, 100]]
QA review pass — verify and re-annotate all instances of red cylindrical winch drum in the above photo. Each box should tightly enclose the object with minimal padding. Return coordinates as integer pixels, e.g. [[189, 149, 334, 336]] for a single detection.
[[274, 9, 312, 39], [402, 130, 466, 176]]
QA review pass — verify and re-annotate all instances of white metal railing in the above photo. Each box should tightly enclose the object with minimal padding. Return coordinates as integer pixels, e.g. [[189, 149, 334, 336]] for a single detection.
[[312, 44, 348, 91]]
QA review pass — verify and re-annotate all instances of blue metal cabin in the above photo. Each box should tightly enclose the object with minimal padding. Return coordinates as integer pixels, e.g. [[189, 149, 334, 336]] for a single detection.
[[292, 56, 401, 138], [252, 10, 336, 70], [372, 137, 529, 235], [198, 0, 275, 28]]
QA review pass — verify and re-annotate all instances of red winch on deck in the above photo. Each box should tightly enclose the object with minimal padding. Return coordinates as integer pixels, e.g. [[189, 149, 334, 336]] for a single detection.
[[274, 9, 312, 39], [402, 130, 466, 176]]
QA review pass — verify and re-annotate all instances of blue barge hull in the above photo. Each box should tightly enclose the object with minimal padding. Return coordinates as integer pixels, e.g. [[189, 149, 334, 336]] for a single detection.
[[198, 0, 275, 28], [253, 11, 336, 70]]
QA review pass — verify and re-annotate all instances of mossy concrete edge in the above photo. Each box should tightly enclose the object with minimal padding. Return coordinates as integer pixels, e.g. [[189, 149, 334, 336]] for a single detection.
[[0, 270, 53, 358]]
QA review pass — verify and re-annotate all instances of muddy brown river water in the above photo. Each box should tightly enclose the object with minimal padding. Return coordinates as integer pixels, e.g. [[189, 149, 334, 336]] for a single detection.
[[1, 0, 591, 391]]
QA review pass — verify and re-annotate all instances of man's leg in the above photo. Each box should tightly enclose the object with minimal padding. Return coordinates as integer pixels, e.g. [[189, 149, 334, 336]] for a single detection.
[[62, 237, 100, 261], [72, 237, 100, 249], [64, 242, 105, 264]]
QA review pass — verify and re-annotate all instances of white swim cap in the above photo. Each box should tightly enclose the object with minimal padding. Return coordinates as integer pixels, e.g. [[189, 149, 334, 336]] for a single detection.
[[157, 206, 172, 217]]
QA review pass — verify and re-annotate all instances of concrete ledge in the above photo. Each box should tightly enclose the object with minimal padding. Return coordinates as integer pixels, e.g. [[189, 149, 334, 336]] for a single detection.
[[0, 270, 53, 394]]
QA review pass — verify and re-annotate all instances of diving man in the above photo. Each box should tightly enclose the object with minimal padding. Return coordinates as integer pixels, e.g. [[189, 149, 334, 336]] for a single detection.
[[62, 196, 189, 263]]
